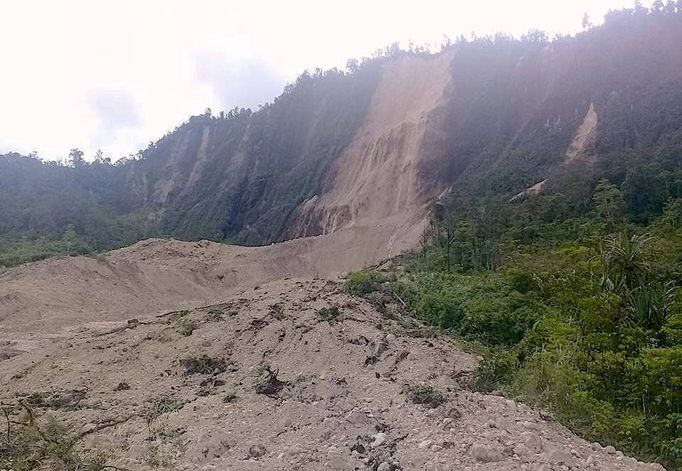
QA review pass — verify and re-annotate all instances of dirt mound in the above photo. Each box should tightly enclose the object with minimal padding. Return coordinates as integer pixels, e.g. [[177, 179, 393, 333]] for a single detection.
[[0, 214, 422, 332], [0, 52, 457, 334], [0, 278, 662, 470]]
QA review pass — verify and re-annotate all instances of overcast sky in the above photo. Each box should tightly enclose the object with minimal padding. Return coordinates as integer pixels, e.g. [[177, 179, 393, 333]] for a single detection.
[[0, 0, 648, 161]]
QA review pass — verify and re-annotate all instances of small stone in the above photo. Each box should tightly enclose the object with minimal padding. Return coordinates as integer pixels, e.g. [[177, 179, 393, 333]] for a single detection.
[[248, 444, 267, 458], [418, 439, 433, 449], [514, 443, 531, 457], [370, 432, 386, 448], [377, 462, 391, 471], [345, 408, 369, 425], [604, 445, 616, 454], [545, 448, 576, 466], [470, 443, 504, 462], [521, 431, 543, 453]]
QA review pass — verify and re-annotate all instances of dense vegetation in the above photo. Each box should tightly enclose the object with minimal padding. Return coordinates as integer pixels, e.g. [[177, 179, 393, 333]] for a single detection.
[[2, 4, 681, 268], [349, 173, 682, 467]]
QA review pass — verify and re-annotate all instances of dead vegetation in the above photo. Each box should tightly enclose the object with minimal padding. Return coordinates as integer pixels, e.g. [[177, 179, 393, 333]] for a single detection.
[[180, 355, 226, 375], [254, 365, 287, 396], [0, 401, 110, 471], [22, 390, 88, 411]]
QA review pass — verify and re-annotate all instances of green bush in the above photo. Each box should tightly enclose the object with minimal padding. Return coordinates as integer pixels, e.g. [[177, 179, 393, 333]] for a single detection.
[[317, 306, 341, 323], [345, 270, 384, 296], [474, 349, 519, 392], [395, 272, 541, 345], [407, 384, 446, 408]]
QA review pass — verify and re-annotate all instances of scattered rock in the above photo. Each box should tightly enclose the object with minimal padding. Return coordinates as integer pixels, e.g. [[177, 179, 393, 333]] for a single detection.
[[470, 443, 504, 462]]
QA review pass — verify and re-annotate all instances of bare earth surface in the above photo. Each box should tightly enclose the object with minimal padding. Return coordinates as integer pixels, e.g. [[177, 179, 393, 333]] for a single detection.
[[0, 277, 665, 470], [0, 213, 425, 333], [0, 52, 666, 470]]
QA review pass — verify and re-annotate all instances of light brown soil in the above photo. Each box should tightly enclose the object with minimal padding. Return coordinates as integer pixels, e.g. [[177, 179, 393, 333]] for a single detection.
[[0, 278, 663, 470], [289, 52, 453, 240], [0, 213, 422, 333], [565, 103, 598, 163], [0, 55, 665, 471]]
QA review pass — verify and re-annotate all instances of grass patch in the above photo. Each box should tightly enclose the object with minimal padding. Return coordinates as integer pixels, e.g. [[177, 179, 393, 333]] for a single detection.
[[22, 390, 87, 411]]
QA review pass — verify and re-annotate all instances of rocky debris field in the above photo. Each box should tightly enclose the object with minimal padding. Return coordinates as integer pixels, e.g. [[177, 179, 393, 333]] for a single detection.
[[0, 277, 666, 470]]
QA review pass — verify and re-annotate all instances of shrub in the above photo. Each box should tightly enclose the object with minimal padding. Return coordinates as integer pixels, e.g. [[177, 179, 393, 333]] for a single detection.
[[147, 398, 184, 420], [180, 355, 226, 375], [222, 392, 238, 403], [407, 384, 446, 408], [345, 270, 382, 296], [474, 349, 519, 392], [0, 403, 108, 471], [317, 306, 341, 323], [504, 268, 538, 293], [174, 317, 196, 336], [395, 272, 541, 345], [206, 309, 225, 321], [254, 365, 286, 396]]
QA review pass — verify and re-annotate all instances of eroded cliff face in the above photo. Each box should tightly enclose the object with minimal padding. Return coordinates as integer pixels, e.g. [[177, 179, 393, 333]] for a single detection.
[[84, 9, 680, 249], [288, 52, 454, 246]]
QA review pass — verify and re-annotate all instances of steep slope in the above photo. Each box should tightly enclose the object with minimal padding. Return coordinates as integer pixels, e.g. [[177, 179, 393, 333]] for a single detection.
[[288, 52, 452, 239], [2, 8, 682, 260], [0, 277, 665, 470]]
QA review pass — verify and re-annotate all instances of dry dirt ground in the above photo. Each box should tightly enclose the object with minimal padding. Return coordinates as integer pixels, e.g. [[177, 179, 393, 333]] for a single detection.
[[0, 225, 425, 333], [0, 276, 665, 471]]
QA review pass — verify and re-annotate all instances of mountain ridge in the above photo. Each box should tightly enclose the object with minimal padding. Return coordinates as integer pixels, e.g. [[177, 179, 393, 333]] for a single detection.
[[1, 6, 681, 265]]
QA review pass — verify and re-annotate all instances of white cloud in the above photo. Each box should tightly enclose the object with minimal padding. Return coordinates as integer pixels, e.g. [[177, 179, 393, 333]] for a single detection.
[[193, 52, 285, 110], [0, 0, 649, 161]]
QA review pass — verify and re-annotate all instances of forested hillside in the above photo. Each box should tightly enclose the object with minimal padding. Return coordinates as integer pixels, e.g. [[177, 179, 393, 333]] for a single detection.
[[1, 4, 681, 267]]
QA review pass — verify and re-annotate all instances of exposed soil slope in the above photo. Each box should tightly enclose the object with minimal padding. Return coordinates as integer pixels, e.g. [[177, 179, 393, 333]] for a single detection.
[[289, 52, 453, 240], [0, 278, 663, 470]]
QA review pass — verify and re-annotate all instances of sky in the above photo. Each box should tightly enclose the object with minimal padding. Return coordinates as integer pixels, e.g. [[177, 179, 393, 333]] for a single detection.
[[0, 0, 649, 162]]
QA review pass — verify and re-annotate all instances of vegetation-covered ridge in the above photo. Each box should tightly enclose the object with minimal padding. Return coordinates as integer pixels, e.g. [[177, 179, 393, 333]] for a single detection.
[[346, 180, 682, 468], [2, 4, 682, 267]]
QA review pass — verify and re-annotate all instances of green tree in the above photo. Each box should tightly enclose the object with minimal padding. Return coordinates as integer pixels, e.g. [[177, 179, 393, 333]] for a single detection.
[[593, 179, 625, 229]]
